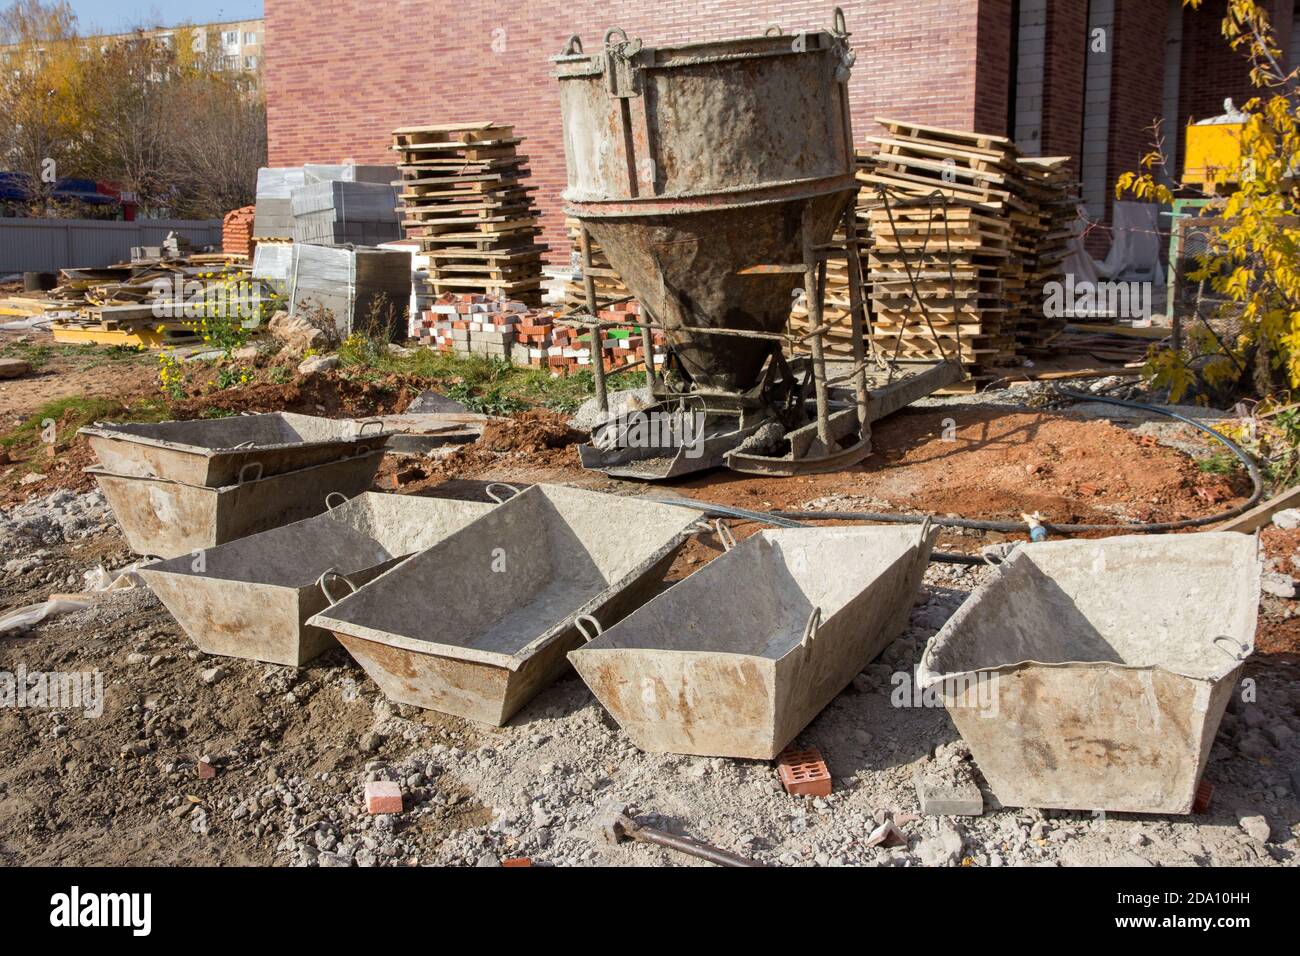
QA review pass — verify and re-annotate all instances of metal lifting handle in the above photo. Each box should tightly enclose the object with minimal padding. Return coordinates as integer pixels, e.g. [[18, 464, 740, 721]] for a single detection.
[[317, 568, 359, 606], [714, 519, 736, 552], [237, 461, 264, 484], [357, 419, 384, 435], [325, 492, 349, 510], [561, 34, 583, 55], [485, 482, 522, 504], [604, 26, 629, 47], [764, 24, 783, 36], [800, 606, 822, 649], [830, 6, 848, 37], [1212, 635, 1251, 662], [575, 614, 603, 643]]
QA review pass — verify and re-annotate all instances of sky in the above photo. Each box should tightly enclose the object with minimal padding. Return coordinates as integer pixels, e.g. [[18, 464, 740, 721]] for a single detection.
[[59, 0, 263, 33]]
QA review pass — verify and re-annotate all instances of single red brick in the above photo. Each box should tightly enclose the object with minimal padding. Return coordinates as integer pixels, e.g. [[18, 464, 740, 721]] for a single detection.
[[501, 857, 532, 867], [196, 759, 216, 780], [1193, 778, 1214, 814], [776, 746, 832, 797], [365, 780, 403, 814]]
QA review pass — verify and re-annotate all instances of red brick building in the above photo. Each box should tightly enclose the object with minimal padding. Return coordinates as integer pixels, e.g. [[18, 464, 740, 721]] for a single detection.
[[264, 0, 1297, 261]]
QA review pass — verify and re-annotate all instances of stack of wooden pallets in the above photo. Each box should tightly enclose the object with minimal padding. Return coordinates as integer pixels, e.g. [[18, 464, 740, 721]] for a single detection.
[[562, 218, 630, 310], [1016, 156, 1081, 352], [858, 120, 1028, 382], [854, 118, 1082, 386], [391, 121, 547, 306]]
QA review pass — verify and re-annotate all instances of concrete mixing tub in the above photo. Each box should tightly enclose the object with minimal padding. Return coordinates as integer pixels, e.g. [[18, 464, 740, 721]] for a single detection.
[[308, 485, 699, 725], [917, 533, 1259, 814], [139, 492, 493, 666], [570, 525, 937, 758], [80, 411, 390, 487], [89, 449, 385, 558]]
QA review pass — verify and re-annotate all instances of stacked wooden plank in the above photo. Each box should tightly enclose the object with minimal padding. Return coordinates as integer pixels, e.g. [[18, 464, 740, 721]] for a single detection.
[[391, 122, 546, 306], [46, 257, 252, 348], [857, 119, 1046, 383], [1016, 156, 1081, 352], [562, 218, 630, 309], [785, 124, 1081, 383]]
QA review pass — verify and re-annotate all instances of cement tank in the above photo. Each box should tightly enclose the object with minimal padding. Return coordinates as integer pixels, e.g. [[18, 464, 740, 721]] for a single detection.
[[554, 18, 858, 395]]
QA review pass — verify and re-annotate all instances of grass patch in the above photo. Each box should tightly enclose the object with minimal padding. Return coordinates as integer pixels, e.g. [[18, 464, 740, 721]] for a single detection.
[[0, 341, 55, 369], [1, 395, 170, 452], [337, 332, 645, 414], [1197, 452, 1242, 476]]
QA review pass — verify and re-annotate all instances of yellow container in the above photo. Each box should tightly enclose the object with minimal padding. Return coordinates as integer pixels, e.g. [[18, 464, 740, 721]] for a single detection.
[[1183, 121, 1243, 189]]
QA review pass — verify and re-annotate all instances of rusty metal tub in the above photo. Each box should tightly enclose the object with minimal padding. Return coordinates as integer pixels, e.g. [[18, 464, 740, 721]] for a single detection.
[[307, 485, 698, 726], [917, 533, 1259, 814], [80, 411, 390, 487], [89, 448, 385, 559], [138, 492, 494, 667], [569, 524, 937, 759]]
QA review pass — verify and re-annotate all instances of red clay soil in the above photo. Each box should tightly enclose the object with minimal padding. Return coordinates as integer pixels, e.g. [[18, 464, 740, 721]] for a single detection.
[[478, 409, 584, 455], [1258, 526, 1300, 658], [672, 407, 1247, 527]]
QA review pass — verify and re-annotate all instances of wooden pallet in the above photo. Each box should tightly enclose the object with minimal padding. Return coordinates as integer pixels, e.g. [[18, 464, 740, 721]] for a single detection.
[[392, 121, 547, 304]]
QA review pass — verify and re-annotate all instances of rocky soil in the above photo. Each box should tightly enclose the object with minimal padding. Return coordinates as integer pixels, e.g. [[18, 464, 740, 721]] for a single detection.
[[1, 470, 1297, 867]]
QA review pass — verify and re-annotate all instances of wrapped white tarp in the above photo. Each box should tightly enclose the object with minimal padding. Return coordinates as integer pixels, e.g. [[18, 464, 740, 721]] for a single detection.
[[251, 242, 294, 283], [1096, 201, 1165, 286], [303, 163, 398, 185], [288, 244, 410, 339]]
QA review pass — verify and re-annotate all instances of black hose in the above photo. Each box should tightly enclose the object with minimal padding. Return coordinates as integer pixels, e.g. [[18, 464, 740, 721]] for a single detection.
[[773, 388, 1264, 535]]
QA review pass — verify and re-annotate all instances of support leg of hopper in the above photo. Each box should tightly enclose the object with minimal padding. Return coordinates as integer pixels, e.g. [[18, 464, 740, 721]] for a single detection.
[[801, 205, 832, 452], [842, 203, 870, 440], [580, 224, 608, 412]]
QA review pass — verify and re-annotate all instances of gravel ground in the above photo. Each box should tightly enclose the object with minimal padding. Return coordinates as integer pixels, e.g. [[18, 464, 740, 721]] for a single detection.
[[1, 485, 1297, 867]]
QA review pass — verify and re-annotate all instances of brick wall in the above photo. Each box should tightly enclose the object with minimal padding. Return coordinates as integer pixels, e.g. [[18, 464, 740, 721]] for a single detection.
[[973, 0, 1014, 136], [1179, 0, 1293, 124], [1041, 0, 1087, 165], [264, 0, 994, 263], [1106, 0, 1170, 203]]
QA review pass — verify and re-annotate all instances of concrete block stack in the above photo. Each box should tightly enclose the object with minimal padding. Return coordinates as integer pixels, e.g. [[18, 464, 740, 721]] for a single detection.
[[290, 180, 400, 246], [415, 294, 665, 375]]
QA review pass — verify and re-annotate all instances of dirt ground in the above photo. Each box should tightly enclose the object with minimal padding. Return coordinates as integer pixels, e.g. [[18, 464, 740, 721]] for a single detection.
[[1, 335, 1296, 867], [0, 345, 157, 421]]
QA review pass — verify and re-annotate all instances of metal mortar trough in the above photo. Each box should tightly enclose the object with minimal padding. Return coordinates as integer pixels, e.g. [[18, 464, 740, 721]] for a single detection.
[[569, 524, 937, 759], [138, 492, 494, 667], [89, 449, 385, 559], [917, 533, 1260, 814], [80, 412, 391, 487], [306, 485, 699, 726]]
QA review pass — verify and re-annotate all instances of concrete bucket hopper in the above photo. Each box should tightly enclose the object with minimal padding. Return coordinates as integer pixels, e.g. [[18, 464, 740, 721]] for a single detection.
[[555, 12, 875, 479]]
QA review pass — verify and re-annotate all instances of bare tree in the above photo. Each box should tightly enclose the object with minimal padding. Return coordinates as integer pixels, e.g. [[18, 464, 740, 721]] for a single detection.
[[0, 0, 85, 213]]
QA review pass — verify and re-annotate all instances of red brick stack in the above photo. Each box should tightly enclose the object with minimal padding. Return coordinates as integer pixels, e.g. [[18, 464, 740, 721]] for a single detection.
[[222, 205, 256, 259], [416, 293, 664, 375]]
